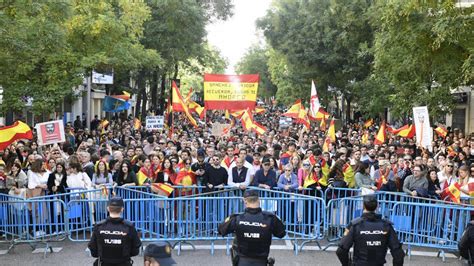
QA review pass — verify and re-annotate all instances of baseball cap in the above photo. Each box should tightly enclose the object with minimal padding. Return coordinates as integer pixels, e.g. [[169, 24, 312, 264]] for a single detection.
[[243, 190, 259, 199], [108, 197, 124, 207], [144, 242, 176, 266]]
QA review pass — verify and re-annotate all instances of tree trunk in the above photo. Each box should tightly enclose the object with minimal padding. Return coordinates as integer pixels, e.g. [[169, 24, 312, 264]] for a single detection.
[[159, 73, 167, 115], [135, 70, 146, 118], [150, 70, 158, 112], [173, 64, 179, 79], [345, 96, 351, 123], [141, 88, 147, 118]]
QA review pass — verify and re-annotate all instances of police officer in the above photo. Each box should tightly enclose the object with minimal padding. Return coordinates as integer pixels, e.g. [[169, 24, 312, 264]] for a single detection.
[[218, 190, 286, 266], [458, 220, 474, 265], [88, 197, 142, 266], [336, 195, 405, 266]]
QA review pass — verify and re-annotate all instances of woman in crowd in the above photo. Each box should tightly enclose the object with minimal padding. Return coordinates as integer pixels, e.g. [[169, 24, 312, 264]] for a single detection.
[[137, 158, 154, 186], [7, 162, 28, 198], [156, 158, 176, 185], [278, 164, 298, 192], [115, 161, 138, 187], [328, 159, 347, 188], [91, 160, 113, 188], [150, 154, 162, 178], [298, 160, 321, 195], [290, 155, 302, 175], [427, 168, 442, 199], [47, 160, 68, 232], [66, 159, 93, 190], [458, 165, 474, 197], [355, 162, 377, 193], [27, 157, 50, 197]]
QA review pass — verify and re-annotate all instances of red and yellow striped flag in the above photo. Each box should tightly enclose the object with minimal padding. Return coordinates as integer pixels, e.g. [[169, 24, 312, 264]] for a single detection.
[[151, 183, 174, 197], [172, 81, 198, 128], [374, 121, 386, 145], [255, 107, 265, 114], [327, 118, 336, 142], [364, 118, 374, 128], [434, 126, 448, 138], [361, 131, 369, 144], [443, 182, 461, 203], [0, 121, 33, 151], [397, 124, 415, 138]]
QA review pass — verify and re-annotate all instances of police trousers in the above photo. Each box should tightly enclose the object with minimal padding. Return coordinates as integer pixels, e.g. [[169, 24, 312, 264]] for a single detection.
[[93, 259, 132, 266], [238, 257, 268, 266]]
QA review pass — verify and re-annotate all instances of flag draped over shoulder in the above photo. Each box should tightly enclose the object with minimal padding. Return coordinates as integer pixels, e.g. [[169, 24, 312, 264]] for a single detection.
[[172, 81, 198, 128], [374, 121, 386, 145], [0, 121, 33, 151], [343, 163, 355, 188], [318, 158, 330, 187], [175, 169, 196, 187], [136, 168, 153, 186]]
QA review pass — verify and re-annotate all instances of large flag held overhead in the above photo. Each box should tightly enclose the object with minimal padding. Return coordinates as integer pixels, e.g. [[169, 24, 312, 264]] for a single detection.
[[309, 80, 321, 118], [313, 108, 330, 120], [327, 118, 336, 142], [103, 96, 131, 112], [0, 121, 33, 151], [172, 81, 198, 128], [240, 109, 267, 135], [434, 126, 448, 138], [282, 99, 310, 130], [374, 121, 387, 145], [204, 74, 259, 110], [396, 124, 416, 138]]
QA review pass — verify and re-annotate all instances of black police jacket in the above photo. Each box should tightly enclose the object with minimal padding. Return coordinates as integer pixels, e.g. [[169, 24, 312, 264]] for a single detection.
[[218, 207, 286, 259], [336, 212, 405, 266], [459, 221, 474, 263], [88, 217, 142, 264]]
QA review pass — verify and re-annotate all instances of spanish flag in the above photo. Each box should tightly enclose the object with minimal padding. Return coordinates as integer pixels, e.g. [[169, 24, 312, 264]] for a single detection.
[[174, 170, 196, 187], [282, 99, 303, 119], [397, 124, 415, 138], [255, 107, 265, 114], [443, 182, 461, 203], [184, 87, 193, 103], [374, 121, 386, 145], [137, 167, 153, 186], [343, 163, 355, 188], [434, 126, 448, 138], [361, 131, 369, 144], [319, 118, 327, 131], [133, 118, 141, 130], [327, 118, 336, 142], [172, 81, 198, 128], [188, 100, 206, 119], [230, 110, 245, 119], [322, 136, 331, 152], [252, 121, 267, 135], [364, 119, 374, 128], [151, 183, 174, 197], [318, 158, 330, 187], [0, 121, 33, 151], [303, 172, 318, 188]]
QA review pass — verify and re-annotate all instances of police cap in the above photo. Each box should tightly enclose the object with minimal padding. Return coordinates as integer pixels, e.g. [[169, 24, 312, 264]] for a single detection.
[[108, 197, 124, 207], [243, 190, 259, 199], [144, 242, 176, 265]]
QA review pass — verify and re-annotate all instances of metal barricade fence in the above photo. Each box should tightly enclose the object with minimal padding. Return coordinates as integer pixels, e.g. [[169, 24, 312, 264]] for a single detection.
[[324, 188, 361, 204], [0, 196, 67, 257], [390, 201, 474, 260]]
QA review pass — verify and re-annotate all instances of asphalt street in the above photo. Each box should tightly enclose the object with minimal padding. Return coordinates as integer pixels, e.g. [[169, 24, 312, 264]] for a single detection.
[[0, 240, 463, 266]]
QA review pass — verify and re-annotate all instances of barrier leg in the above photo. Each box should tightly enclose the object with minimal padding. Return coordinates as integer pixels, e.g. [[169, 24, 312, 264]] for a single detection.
[[299, 239, 322, 252]]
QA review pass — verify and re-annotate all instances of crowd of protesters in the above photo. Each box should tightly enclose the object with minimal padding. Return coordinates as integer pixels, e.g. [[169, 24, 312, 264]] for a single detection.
[[0, 108, 473, 204]]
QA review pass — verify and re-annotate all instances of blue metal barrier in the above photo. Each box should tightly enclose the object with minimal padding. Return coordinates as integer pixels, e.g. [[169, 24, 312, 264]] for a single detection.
[[324, 187, 361, 203], [390, 201, 474, 261]]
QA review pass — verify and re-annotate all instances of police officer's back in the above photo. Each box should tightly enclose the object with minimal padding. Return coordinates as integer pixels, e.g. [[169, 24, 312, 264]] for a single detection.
[[459, 221, 474, 265], [336, 195, 405, 266], [88, 197, 142, 266], [218, 190, 286, 266]]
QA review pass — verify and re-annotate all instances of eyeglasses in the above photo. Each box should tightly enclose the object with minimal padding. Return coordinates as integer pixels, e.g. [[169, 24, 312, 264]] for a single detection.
[[446, 165, 453, 167], [263, 163, 270, 167], [303, 164, 310, 167], [285, 170, 292, 172], [314, 165, 321, 168]]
